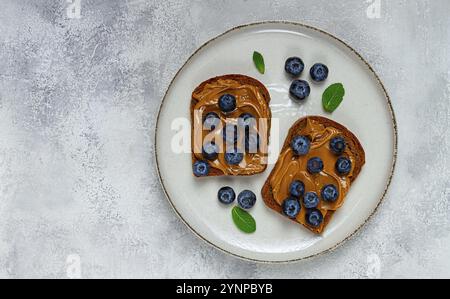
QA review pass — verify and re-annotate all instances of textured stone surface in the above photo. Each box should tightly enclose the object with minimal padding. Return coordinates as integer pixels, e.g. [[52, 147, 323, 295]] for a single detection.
[[0, 0, 449, 278]]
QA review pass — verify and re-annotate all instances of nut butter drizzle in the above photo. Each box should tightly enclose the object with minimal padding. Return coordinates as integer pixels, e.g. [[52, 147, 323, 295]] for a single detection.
[[269, 118, 356, 228], [192, 79, 271, 176]]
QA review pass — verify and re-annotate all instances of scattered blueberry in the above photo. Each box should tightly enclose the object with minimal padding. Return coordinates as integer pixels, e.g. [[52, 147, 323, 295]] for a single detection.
[[289, 180, 305, 198], [330, 136, 346, 155], [321, 184, 339, 202], [224, 149, 244, 165], [237, 190, 257, 209], [291, 135, 310, 156], [245, 133, 260, 153], [285, 57, 305, 77], [310, 63, 329, 82], [289, 80, 310, 101], [193, 160, 210, 177], [218, 94, 236, 113], [203, 112, 220, 130], [222, 124, 238, 145], [336, 157, 352, 175], [238, 113, 256, 129], [202, 142, 219, 161], [282, 198, 301, 219], [306, 209, 324, 227], [218, 186, 236, 205], [307, 157, 324, 174], [303, 192, 320, 209]]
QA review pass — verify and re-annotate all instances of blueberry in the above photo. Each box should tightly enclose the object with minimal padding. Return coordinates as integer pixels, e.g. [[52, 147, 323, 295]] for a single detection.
[[285, 57, 305, 77], [203, 112, 220, 130], [193, 160, 210, 177], [238, 113, 256, 129], [307, 157, 324, 174], [202, 142, 219, 161], [237, 190, 257, 209], [218, 186, 236, 205], [291, 135, 310, 156], [218, 94, 236, 113], [330, 136, 346, 155], [222, 124, 238, 145], [289, 180, 305, 198], [245, 133, 260, 153], [310, 63, 329, 82], [303, 192, 320, 209], [306, 209, 324, 227], [289, 80, 310, 101], [224, 149, 244, 165], [321, 184, 339, 202], [282, 198, 301, 219], [336, 157, 352, 175]]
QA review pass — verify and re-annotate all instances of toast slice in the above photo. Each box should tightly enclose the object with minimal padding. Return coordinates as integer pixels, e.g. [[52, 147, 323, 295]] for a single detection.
[[191, 75, 271, 177], [261, 116, 365, 234]]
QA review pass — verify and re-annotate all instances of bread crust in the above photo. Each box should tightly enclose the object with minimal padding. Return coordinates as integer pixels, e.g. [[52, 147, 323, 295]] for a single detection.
[[261, 116, 365, 234], [191, 74, 271, 177]]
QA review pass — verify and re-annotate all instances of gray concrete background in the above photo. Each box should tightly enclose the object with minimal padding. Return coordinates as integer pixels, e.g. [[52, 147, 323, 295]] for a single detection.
[[0, 0, 449, 279]]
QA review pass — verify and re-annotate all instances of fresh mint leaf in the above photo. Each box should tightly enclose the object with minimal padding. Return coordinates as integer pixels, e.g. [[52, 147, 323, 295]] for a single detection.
[[232, 206, 256, 233], [322, 83, 345, 113], [253, 51, 265, 74]]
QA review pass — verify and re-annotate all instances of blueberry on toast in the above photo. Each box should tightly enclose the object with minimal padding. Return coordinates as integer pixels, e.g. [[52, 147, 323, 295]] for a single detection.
[[261, 116, 365, 234], [191, 75, 271, 177]]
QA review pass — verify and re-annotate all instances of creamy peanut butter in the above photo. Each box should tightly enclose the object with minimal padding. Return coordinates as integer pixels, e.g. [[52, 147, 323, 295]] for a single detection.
[[269, 118, 356, 229], [192, 78, 271, 176]]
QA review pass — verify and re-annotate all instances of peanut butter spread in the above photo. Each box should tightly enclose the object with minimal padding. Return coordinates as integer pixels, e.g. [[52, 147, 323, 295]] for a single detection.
[[192, 78, 271, 176], [269, 118, 356, 229]]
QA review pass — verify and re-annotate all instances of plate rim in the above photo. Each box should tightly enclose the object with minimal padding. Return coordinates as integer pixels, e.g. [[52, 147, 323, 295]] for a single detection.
[[154, 21, 398, 264]]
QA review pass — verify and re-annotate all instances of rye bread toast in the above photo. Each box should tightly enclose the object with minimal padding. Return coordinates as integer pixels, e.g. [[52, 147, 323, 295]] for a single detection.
[[261, 116, 365, 234], [191, 75, 271, 177]]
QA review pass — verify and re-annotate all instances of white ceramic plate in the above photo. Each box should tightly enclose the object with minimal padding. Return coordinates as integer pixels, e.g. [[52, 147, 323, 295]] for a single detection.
[[155, 22, 397, 262]]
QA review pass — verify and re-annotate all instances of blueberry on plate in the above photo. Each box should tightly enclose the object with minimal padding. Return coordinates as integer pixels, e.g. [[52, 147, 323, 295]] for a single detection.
[[307, 157, 324, 174], [237, 190, 257, 209], [291, 135, 310, 156], [224, 149, 244, 165], [222, 124, 238, 145], [245, 133, 260, 153], [289, 80, 310, 101], [218, 94, 236, 113], [306, 209, 324, 227], [238, 113, 256, 129], [321, 184, 339, 202], [285, 57, 305, 77], [330, 136, 346, 155], [218, 186, 236, 205], [310, 63, 329, 82], [289, 180, 305, 198], [203, 112, 220, 130], [193, 160, 210, 177], [282, 198, 301, 219], [336, 157, 352, 175], [303, 192, 320, 209], [202, 142, 219, 161]]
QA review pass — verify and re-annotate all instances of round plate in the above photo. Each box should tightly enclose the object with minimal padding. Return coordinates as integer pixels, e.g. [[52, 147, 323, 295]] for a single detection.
[[155, 22, 397, 262]]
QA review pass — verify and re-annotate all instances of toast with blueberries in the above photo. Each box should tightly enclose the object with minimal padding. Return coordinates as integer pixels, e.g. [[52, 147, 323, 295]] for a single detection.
[[261, 116, 365, 234], [191, 75, 271, 177]]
